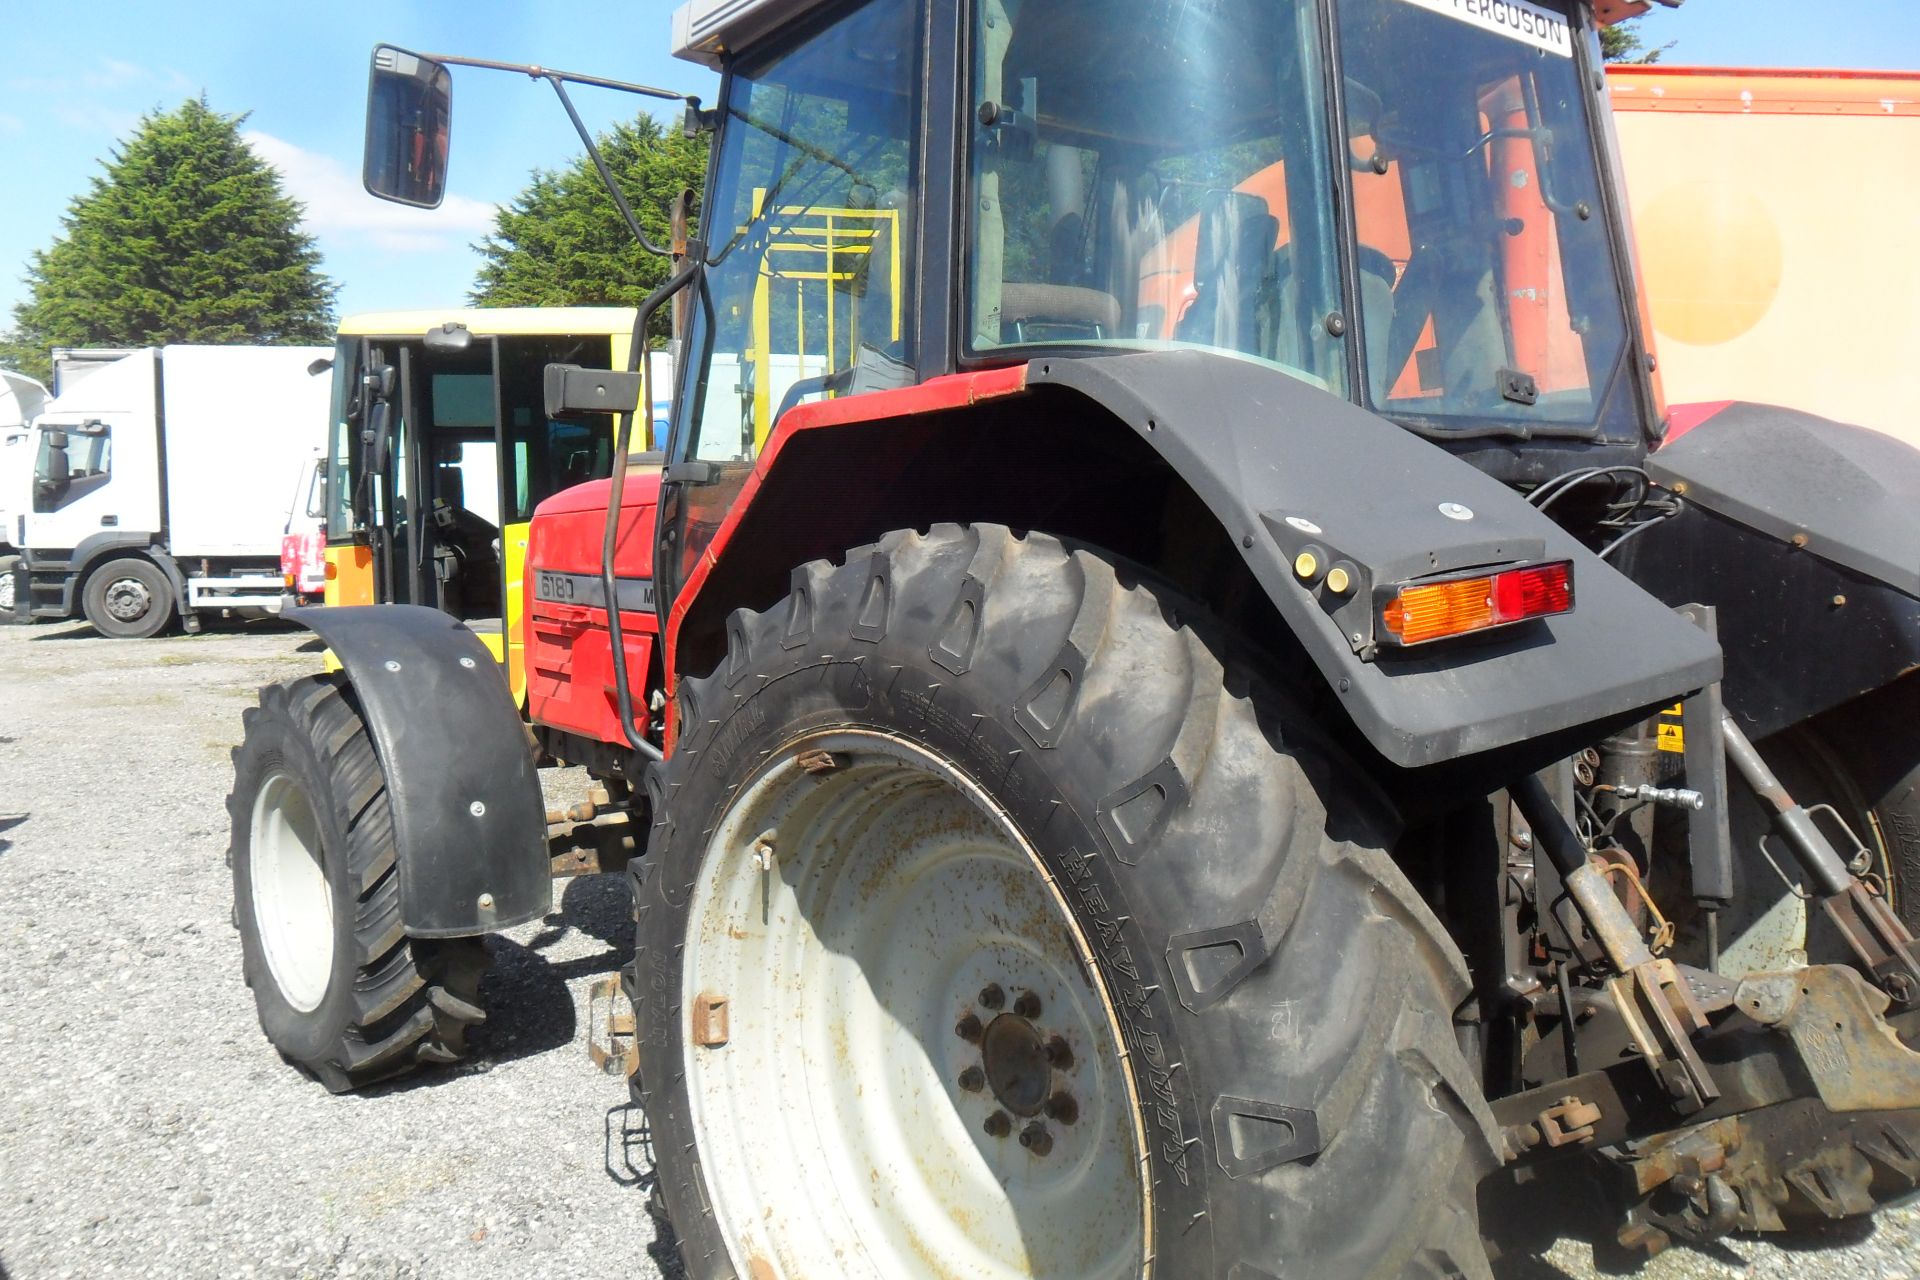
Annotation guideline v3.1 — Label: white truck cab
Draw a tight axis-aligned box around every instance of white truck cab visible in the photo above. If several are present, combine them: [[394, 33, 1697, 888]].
[[12, 345, 329, 636]]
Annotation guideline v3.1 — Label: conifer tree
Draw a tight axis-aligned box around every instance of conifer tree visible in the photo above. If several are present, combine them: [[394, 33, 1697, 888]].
[[1, 97, 338, 382], [471, 114, 707, 341]]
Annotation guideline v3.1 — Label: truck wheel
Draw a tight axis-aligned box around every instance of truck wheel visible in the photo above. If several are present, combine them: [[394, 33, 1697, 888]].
[[82, 555, 174, 638], [633, 525, 1500, 1278], [0, 554, 18, 622], [228, 674, 488, 1092]]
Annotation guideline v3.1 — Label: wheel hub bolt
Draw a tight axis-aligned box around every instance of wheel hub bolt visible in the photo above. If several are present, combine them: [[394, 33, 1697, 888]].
[[1019, 1122, 1053, 1156], [955, 1012, 983, 1043], [979, 983, 1005, 1010], [1044, 1091, 1079, 1125], [1013, 990, 1042, 1019], [1043, 1034, 1073, 1069], [984, 1110, 1012, 1138], [958, 1066, 985, 1093]]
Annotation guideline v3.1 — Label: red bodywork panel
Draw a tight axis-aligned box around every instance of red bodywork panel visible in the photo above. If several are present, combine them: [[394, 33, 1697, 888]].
[[1660, 401, 1735, 444], [662, 366, 1032, 745], [519, 367, 1032, 756], [524, 469, 663, 748]]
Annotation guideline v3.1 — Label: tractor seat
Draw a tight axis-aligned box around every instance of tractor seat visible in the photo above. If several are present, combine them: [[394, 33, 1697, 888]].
[[1001, 283, 1122, 343]]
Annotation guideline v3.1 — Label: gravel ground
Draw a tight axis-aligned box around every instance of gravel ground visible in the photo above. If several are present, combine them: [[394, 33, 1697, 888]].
[[0, 618, 1915, 1279]]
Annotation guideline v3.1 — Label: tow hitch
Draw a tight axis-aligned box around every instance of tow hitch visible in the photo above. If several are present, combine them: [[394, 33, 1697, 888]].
[[586, 975, 639, 1078]]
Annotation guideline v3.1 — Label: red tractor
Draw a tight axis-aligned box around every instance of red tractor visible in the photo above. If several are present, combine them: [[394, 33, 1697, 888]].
[[227, 1, 1920, 1274]]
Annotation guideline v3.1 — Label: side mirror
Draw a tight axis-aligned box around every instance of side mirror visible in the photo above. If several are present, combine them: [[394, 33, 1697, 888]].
[[307, 357, 334, 377], [364, 45, 453, 208]]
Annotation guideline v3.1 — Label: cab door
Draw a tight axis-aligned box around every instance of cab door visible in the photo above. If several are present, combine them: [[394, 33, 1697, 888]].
[[656, 0, 928, 616]]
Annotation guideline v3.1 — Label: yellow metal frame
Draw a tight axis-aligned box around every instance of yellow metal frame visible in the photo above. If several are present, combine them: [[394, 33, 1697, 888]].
[[745, 192, 902, 447], [324, 307, 642, 705]]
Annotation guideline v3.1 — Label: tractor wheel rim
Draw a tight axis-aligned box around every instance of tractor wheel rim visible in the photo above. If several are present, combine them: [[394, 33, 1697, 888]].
[[250, 771, 334, 1012], [682, 730, 1147, 1280], [104, 577, 151, 621], [0, 575, 12, 611]]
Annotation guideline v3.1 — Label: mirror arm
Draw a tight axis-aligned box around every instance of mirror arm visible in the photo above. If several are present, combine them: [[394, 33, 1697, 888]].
[[543, 74, 671, 259], [601, 258, 702, 764], [418, 53, 691, 105]]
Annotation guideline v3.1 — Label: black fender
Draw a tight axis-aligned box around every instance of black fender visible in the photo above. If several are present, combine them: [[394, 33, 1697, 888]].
[[1628, 403, 1920, 737], [284, 604, 550, 937], [1027, 352, 1722, 766]]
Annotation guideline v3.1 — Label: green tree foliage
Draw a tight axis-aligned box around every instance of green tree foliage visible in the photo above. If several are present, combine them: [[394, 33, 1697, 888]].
[[470, 114, 707, 340], [1601, 16, 1670, 64], [1, 98, 338, 383]]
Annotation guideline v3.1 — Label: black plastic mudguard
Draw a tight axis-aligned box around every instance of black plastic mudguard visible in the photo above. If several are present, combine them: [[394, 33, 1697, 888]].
[[285, 604, 551, 937], [1627, 404, 1920, 737], [1028, 352, 1722, 768]]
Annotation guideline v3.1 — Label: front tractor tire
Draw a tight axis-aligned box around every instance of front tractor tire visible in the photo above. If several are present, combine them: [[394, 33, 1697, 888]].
[[227, 674, 488, 1092], [634, 525, 1501, 1279]]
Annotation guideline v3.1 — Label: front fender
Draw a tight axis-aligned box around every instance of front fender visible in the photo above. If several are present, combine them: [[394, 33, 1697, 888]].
[[285, 604, 550, 937], [1030, 352, 1722, 767]]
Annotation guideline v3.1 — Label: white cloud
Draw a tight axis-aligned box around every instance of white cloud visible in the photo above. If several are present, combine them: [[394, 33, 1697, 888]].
[[244, 130, 497, 253], [11, 57, 193, 100]]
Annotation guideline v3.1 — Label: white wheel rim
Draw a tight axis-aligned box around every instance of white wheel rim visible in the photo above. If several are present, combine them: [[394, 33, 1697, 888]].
[[250, 771, 335, 1012], [104, 576, 152, 621], [682, 730, 1148, 1280], [0, 575, 13, 610]]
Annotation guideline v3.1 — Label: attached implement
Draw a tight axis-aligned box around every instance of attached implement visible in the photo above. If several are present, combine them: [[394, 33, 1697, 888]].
[[225, 0, 1920, 1274]]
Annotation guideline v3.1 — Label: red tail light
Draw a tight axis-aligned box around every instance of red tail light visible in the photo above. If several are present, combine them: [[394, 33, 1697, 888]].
[[1382, 561, 1573, 647]]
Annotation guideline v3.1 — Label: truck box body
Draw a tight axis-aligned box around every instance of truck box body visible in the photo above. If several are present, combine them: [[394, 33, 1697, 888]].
[[1608, 66, 1920, 446], [156, 346, 332, 558], [16, 344, 329, 630]]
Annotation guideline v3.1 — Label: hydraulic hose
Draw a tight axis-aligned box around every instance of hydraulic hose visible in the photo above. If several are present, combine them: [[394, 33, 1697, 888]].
[[601, 260, 700, 765]]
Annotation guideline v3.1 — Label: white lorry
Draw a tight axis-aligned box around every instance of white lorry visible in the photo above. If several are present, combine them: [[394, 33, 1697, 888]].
[[0, 369, 51, 615], [11, 345, 330, 637]]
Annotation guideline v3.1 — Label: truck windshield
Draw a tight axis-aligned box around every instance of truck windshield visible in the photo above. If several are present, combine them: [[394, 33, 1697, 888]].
[[965, 0, 1631, 431]]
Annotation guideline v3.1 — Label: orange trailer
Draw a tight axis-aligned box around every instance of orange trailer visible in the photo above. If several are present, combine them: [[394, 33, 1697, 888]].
[[1608, 64, 1920, 446]]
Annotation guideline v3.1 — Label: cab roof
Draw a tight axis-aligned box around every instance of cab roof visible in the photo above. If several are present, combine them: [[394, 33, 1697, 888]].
[[336, 306, 638, 339]]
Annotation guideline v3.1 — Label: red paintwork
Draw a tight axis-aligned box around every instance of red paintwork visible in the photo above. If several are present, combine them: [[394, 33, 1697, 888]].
[[661, 365, 1032, 743], [521, 367, 1033, 754], [524, 468, 664, 747], [280, 530, 326, 596], [1661, 401, 1735, 443]]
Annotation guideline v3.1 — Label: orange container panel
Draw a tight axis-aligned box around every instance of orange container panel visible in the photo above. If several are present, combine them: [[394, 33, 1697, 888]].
[[1608, 65, 1920, 448]]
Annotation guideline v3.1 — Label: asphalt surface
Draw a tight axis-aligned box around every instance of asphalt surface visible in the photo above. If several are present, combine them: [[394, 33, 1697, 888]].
[[0, 618, 1914, 1278]]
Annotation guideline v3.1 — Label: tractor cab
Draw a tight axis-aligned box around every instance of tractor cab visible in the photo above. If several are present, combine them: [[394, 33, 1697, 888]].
[[664, 0, 1655, 511], [320, 308, 654, 700]]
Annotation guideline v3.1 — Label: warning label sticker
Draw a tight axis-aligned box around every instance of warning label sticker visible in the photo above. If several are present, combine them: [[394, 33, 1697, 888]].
[[1395, 0, 1576, 59]]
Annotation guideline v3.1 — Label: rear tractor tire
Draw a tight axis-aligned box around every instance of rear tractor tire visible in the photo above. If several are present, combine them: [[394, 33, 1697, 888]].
[[633, 524, 1501, 1279], [82, 555, 174, 638], [227, 674, 488, 1092]]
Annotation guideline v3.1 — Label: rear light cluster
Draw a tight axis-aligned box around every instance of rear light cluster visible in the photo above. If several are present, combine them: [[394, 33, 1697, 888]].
[[1381, 561, 1573, 647]]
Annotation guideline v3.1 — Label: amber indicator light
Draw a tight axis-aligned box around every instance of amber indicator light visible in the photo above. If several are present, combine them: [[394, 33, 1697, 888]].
[[1381, 561, 1573, 646]]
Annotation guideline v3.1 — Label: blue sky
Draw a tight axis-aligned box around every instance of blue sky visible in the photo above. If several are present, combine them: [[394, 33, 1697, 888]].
[[1, 0, 1916, 329]]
